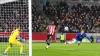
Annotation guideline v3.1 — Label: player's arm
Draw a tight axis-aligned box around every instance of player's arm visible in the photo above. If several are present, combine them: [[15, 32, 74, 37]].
[[54, 26, 57, 33], [75, 33, 79, 41], [84, 33, 91, 41], [16, 31, 25, 42], [16, 31, 20, 40], [44, 26, 48, 33], [15, 29, 20, 38], [75, 33, 81, 46]]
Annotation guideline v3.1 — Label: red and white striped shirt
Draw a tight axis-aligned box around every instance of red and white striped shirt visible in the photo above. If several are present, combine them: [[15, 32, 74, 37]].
[[46, 25, 56, 35]]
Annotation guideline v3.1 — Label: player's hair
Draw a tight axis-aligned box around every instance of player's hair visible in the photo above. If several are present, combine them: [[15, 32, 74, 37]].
[[80, 27, 85, 31], [51, 21, 54, 24], [13, 24, 20, 29], [81, 29, 84, 31]]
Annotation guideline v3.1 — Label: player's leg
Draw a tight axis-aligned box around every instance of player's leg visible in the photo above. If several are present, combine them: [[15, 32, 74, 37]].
[[78, 39, 82, 46], [71, 38, 77, 44], [15, 40, 25, 55], [64, 39, 67, 44], [3, 43, 12, 54], [46, 34, 52, 49], [78, 41, 81, 46]]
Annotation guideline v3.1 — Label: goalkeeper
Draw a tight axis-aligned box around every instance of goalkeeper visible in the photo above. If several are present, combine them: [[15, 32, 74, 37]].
[[3, 24, 25, 55]]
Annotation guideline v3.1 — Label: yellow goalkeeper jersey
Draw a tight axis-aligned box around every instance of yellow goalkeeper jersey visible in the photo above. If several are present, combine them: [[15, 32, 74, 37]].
[[9, 29, 19, 41]]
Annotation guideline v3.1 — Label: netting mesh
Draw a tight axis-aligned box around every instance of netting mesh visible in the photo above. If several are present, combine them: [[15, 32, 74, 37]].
[[0, 0, 28, 32], [0, 0, 29, 56]]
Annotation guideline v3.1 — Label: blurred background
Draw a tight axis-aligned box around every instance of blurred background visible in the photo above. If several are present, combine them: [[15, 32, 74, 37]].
[[0, 0, 28, 32], [32, 0, 100, 33]]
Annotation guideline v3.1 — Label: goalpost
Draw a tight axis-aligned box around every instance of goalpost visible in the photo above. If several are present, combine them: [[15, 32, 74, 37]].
[[29, 0, 32, 56]]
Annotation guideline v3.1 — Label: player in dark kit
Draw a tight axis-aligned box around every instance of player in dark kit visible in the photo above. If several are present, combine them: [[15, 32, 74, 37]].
[[71, 29, 91, 46], [45, 21, 56, 49]]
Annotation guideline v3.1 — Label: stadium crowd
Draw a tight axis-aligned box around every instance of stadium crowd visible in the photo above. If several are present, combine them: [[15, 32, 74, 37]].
[[33, 0, 100, 33], [0, 0, 28, 32]]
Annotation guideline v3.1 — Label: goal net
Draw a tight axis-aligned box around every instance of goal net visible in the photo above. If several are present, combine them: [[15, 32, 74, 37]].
[[0, 0, 29, 56]]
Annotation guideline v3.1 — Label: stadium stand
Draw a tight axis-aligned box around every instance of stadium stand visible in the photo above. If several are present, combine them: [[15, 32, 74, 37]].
[[0, 0, 28, 32], [32, 0, 100, 33]]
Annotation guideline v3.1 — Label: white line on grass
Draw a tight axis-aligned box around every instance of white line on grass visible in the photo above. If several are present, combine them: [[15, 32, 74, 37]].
[[54, 48, 75, 51]]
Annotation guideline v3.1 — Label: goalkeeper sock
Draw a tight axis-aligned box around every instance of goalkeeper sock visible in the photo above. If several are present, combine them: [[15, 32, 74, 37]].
[[4, 45, 11, 54], [20, 45, 24, 54]]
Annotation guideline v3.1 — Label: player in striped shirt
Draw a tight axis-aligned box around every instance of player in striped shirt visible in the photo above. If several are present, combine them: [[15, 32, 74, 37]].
[[45, 21, 56, 49]]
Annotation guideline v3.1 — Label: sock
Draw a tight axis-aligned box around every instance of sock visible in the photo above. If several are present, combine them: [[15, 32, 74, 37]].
[[4, 45, 11, 53], [78, 41, 81, 46], [20, 45, 24, 54], [47, 42, 50, 45], [48, 43, 50, 46], [78, 43, 80, 46], [46, 39, 50, 45], [65, 42, 66, 44]]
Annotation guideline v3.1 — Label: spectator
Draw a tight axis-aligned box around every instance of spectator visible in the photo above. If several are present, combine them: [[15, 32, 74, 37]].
[[64, 25, 69, 33], [46, 0, 50, 7], [43, 0, 46, 12], [32, 1, 100, 33], [0, 0, 28, 32]]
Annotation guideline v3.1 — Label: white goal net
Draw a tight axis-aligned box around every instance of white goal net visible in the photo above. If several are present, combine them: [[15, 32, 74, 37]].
[[0, 0, 29, 56]]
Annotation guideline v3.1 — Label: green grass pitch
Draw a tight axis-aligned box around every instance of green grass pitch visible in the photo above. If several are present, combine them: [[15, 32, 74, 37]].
[[33, 42, 100, 56], [0, 42, 29, 56]]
